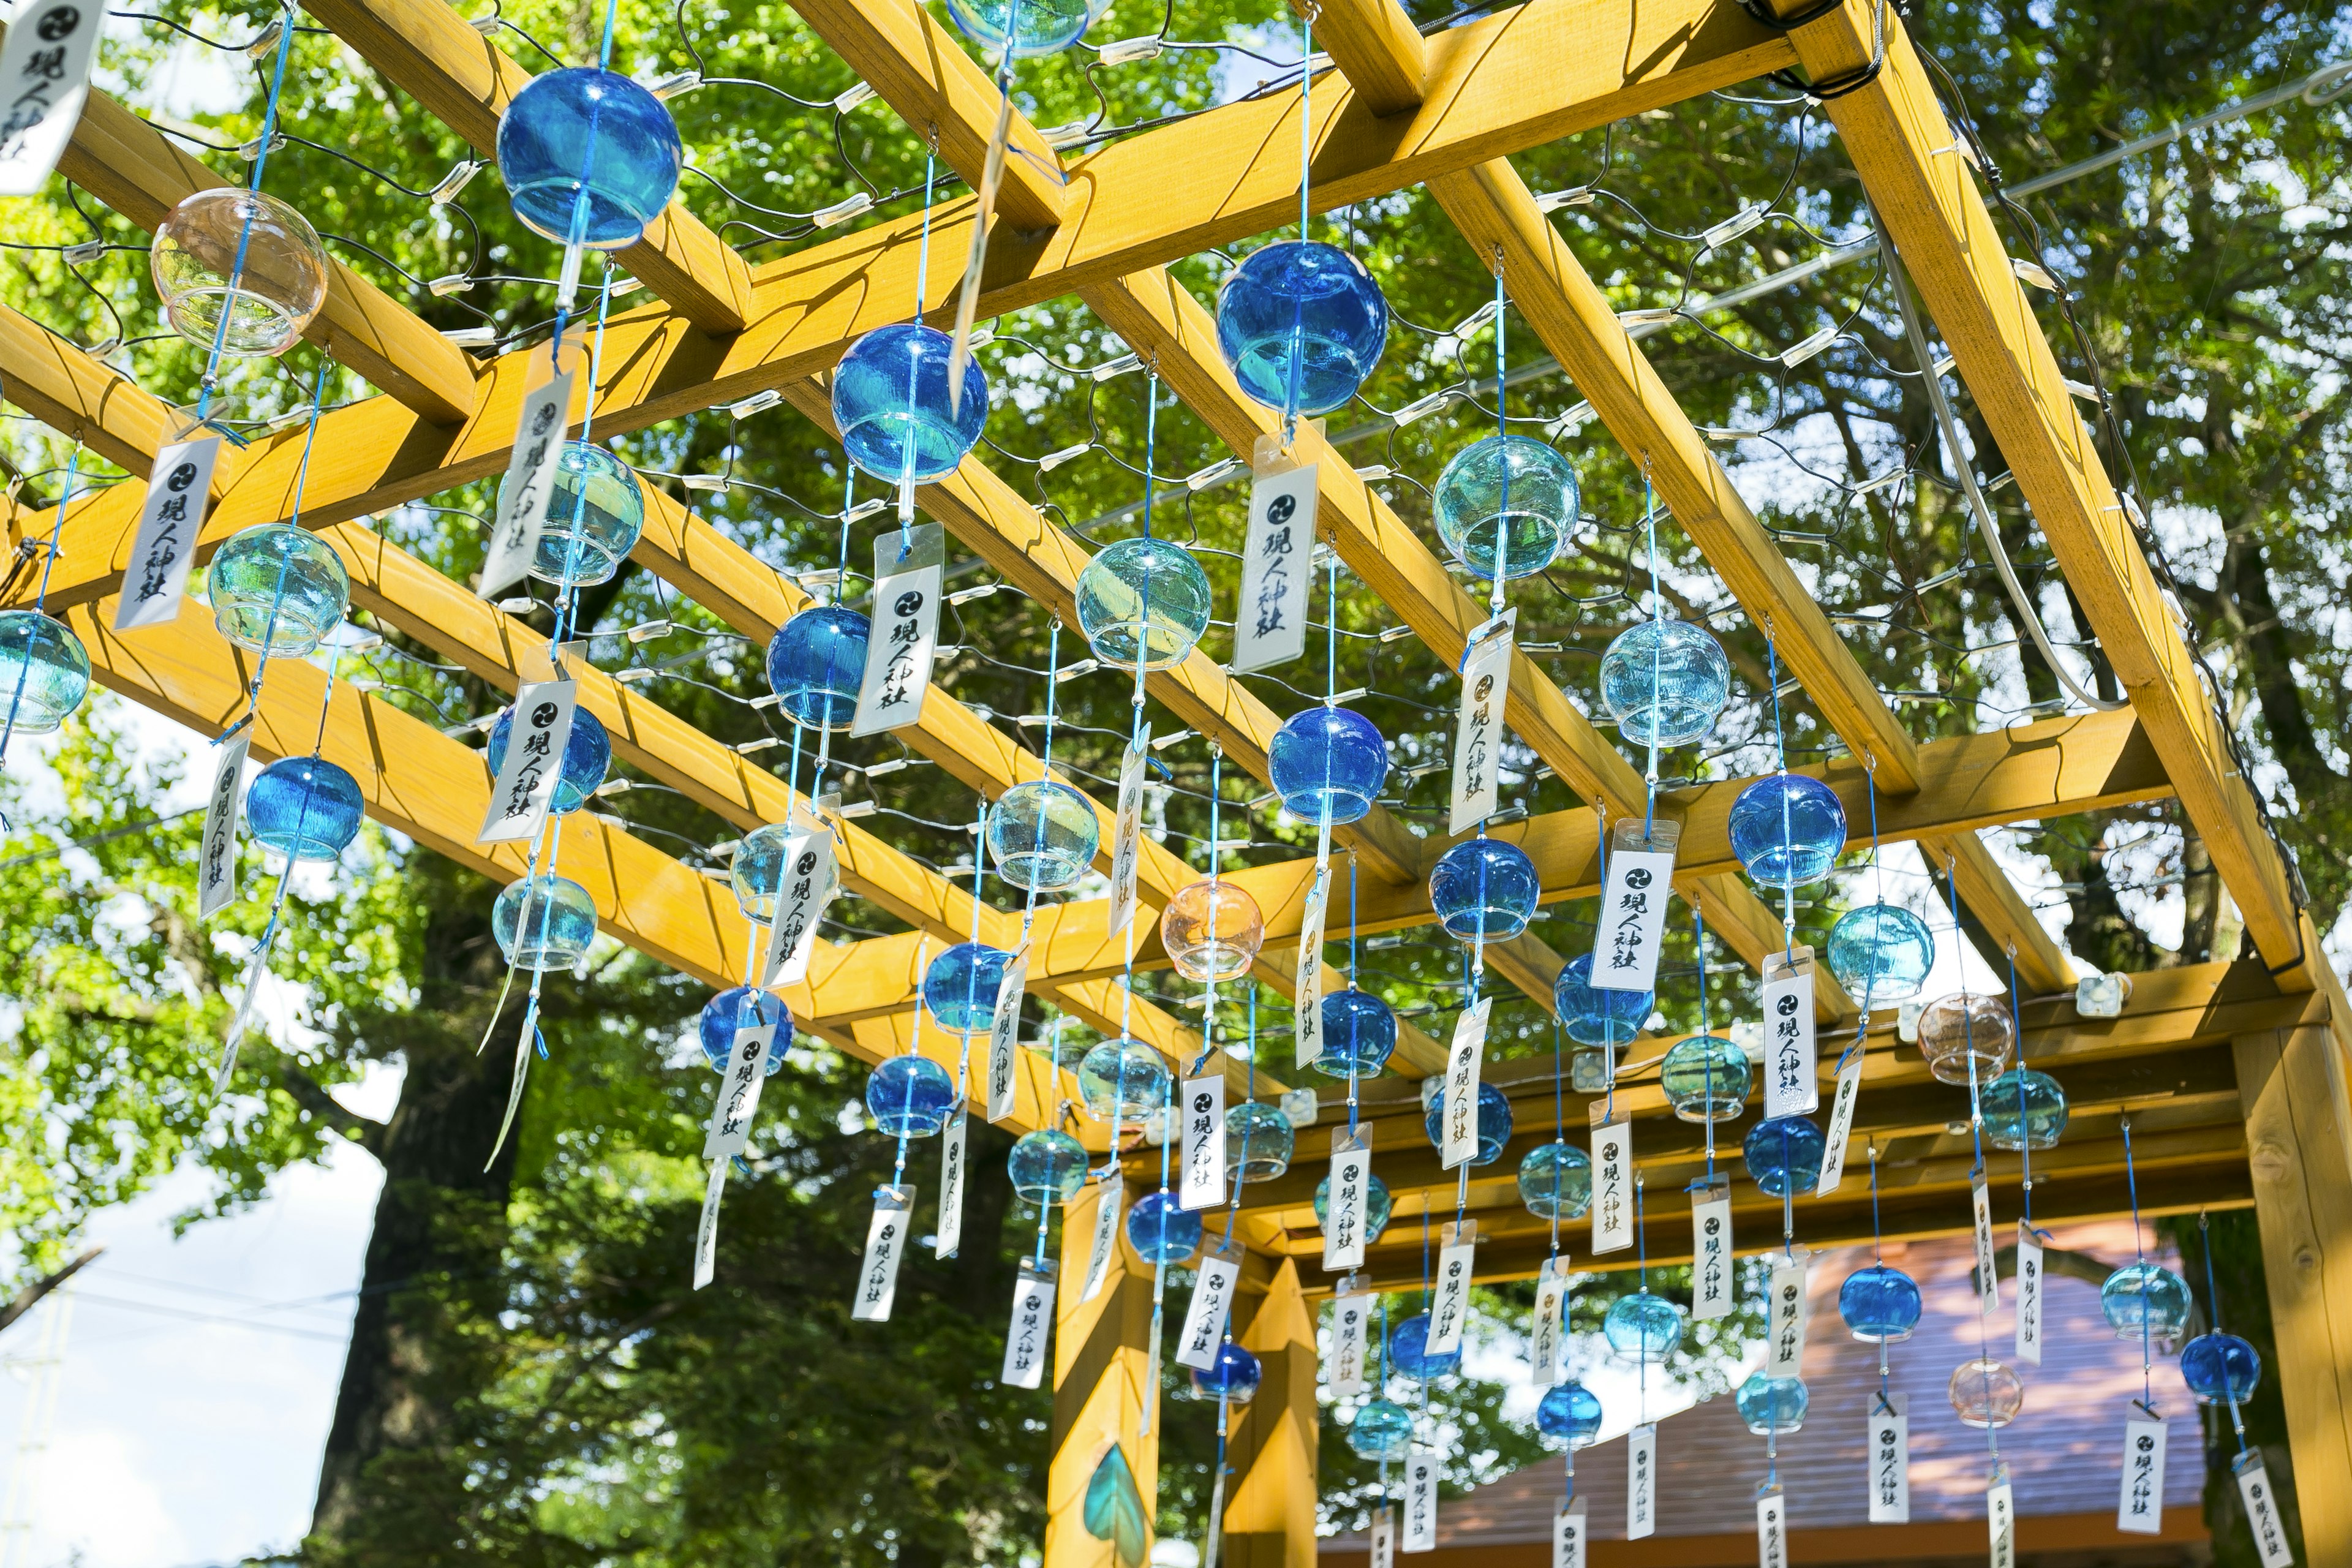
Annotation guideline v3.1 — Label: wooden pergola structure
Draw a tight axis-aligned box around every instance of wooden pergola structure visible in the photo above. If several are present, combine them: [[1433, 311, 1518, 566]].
[[4, 0, 2351, 1562]]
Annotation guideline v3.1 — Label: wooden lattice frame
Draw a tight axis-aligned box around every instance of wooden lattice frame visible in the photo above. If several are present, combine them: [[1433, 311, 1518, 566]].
[[5, 0, 2352, 1557]]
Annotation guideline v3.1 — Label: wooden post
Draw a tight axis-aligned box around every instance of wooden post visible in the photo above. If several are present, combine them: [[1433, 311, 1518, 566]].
[[1048, 1178, 1159, 1568], [1224, 1258, 1319, 1568], [2233, 997, 2352, 1567]]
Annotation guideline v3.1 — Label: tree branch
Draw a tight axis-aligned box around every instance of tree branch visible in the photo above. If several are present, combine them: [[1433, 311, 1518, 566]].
[[0, 1246, 104, 1337]]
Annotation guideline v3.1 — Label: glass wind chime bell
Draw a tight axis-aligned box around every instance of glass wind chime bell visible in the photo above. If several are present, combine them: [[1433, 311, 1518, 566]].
[[1604, 1289, 1683, 1363], [922, 940, 1012, 1035], [1074, 536, 1213, 672], [766, 604, 871, 732], [2101, 1259, 2193, 1348], [867, 1052, 956, 1137], [1390, 1311, 1460, 1381], [1538, 1381, 1604, 1447], [1433, 434, 1578, 580], [1518, 1139, 1591, 1219], [1729, 772, 1848, 888], [247, 755, 366, 862], [698, 986, 791, 1071], [1918, 990, 2016, 1086], [1227, 1100, 1294, 1181], [1554, 953, 1651, 1046], [988, 779, 1099, 892], [1079, 1036, 1171, 1120], [1349, 1397, 1415, 1461], [1599, 618, 1731, 748], [1660, 1032, 1750, 1121], [1826, 901, 1936, 1005], [1128, 1189, 1204, 1263], [1423, 1081, 1512, 1165], [497, 66, 682, 287], [1948, 1356, 2026, 1429], [1162, 877, 1265, 982], [494, 444, 646, 587], [151, 188, 330, 356], [1743, 1115, 1825, 1197], [0, 612, 90, 737], [1008, 1125, 1089, 1207], [208, 523, 352, 657], [1270, 705, 1390, 826], [1839, 1261, 1923, 1341], [1215, 241, 1390, 417], [834, 322, 991, 488], [494, 873, 599, 968], [946, 0, 1105, 55], [1314, 1168, 1391, 1240], [1315, 986, 1396, 1077], [488, 703, 611, 813], [1981, 1068, 2068, 1150], [1736, 1371, 1809, 1436], [1428, 836, 1539, 941]]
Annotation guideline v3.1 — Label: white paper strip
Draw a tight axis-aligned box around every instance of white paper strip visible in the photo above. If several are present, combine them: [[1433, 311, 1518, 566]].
[[1328, 1282, 1371, 1397], [1691, 1179, 1734, 1321], [197, 733, 249, 918], [1817, 1052, 1864, 1195], [1232, 460, 1317, 673], [477, 679, 578, 843], [852, 525, 944, 736], [114, 437, 220, 632], [1080, 1175, 1123, 1303], [1971, 1173, 1999, 1317], [986, 945, 1030, 1124], [691, 1158, 729, 1290], [1403, 1450, 1439, 1553], [0, 0, 100, 196], [1755, 1487, 1786, 1568], [1552, 1500, 1586, 1568], [1766, 1257, 1809, 1377], [760, 831, 837, 989], [1627, 1423, 1657, 1540], [2117, 1415, 2166, 1536], [1868, 1395, 1910, 1523], [1439, 1000, 1490, 1170], [479, 366, 575, 596], [1292, 868, 1329, 1068], [2015, 1222, 2045, 1366], [1106, 729, 1150, 937], [1591, 819, 1678, 992], [1368, 1507, 1395, 1568], [1988, 1479, 2016, 1568], [1428, 1224, 1475, 1354], [1175, 1250, 1240, 1370], [851, 1184, 913, 1322], [1530, 1257, 1567, 1385], [935, 1111, 968, 1259], [703, 1022, 780, 1160], [1590, 1115, 1632, 1254], [1001, 1262, 1057, 1389], [1449, 611, 1514, 835], [2235, 1451, 2296, 1567], [1180, 1074, 1226, 1211], [1323, 1131, 1371, 1272], [1761, 950, 1819, 1118]]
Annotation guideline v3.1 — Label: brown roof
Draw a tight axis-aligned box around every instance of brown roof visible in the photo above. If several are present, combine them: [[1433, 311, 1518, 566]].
[[1325, 1221, 2211, 1565]]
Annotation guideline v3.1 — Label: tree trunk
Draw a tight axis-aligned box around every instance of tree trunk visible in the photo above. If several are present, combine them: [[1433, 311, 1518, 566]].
[[307, 882, 525, 1559]]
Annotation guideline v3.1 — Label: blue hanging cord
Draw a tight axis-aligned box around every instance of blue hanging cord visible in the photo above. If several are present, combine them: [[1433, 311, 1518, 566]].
[[1763, 621, 1796, 961], [1641, 461, 1662, 838], [192, 3, 300, 423], [2196, 1209, 2249, 1453]]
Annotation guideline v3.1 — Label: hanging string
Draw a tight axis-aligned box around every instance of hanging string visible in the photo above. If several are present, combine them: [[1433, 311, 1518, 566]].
[[2196, 1210, 2248, 1454], [1868, 1143, 1896, 1411], [1640, 458, 1662, 839], [2122, 1117, 2155, 1417], [192, 1, 300, 425], [1763, 620, 1796, 962], [2007, 948, 2037, 1227]]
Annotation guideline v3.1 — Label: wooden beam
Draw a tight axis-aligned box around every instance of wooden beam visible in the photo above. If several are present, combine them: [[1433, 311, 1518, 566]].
[[5, 0, 1793, 619], [1921, 829, 2078, 994], [775, 379, 1426, 887], [60, 587, 1068, 1132], [38, 77, 477, 425], [1772, 0, 2305, 979], [1048, 1177, 1158, 1568], [1224, 1257, 1318, 1568], [1427, 157, 1923, 793], [785, 0, 1068, 232], [2235, 1017, 2352, 1566], [1289, 0, 1425, 117], [299, 0, 753, 333]]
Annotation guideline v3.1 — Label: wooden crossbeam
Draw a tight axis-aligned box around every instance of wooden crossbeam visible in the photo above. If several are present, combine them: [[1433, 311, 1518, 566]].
[[1080, 267, 1858, 1020], [1768, 0, 2306, 982], [1425, 157, 2073, 989], [13, 58, 478, 425], [4, 0, 1791, 621], [56, 585, 1074, 1133], [300, 0, 753, 333], [1286, 0, 1425, 117]]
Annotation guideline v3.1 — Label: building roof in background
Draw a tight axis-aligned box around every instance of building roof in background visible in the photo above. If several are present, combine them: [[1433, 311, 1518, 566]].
[[1325, 1220, 2212, 1566]]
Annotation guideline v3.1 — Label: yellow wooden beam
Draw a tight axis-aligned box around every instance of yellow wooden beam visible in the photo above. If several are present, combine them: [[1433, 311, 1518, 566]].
[[1047, 1177, 1157, 1568], [1079, 266, 1856, 1019], [1428, 157, 1923, 793], [1921, 829, 2078, 994], [299, 0, 753, 333], [1224, 1257, 1319, 1568], [34, 73, 478, 425], [785, 0, 1068, 232], [6, 0, 1791, 619], [1771, 0, 2305, 981], [1288, 0, 1425, 117]]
